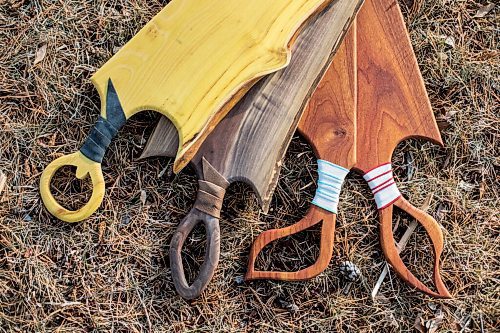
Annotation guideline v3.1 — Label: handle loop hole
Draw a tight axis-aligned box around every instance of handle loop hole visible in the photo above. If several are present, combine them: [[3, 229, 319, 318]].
[[49, 165, 94, 211]]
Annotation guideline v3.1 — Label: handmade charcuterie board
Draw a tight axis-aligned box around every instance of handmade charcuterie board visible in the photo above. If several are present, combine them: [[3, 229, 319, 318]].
[[355, 0, 449, 298], [247, 25, 357, 281], [246, 0, 452, 298], [40, 0, 334, 222], [141, 0, 363, 299]]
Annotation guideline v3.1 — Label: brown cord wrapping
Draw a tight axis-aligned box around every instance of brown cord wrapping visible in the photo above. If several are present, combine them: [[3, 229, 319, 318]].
[[193, 180, 225, 218], [193, 158, 229, 218]]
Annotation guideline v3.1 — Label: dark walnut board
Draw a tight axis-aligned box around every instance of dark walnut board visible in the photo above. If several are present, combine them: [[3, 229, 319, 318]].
[[142, 0, 363, 211], [141, 0, 363, 299]]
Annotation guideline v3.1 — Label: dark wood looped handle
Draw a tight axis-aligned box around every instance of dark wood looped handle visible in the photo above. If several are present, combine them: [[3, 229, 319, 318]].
[[170, 208, 220, 300], [379, 197, 451, 298], [246, 205, 336, 281]]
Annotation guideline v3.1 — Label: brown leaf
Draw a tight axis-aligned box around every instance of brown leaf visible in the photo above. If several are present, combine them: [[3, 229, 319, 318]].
[[414, 307, 445, 333], [33, 43, 47, 65], [474, 3, 495, 18], [479, 174, 486, 199], [414, 313, 426, 333], [24, 159, 31, 177], [437, 118, 451, 131], [49, 133, 57, 147], [98, 221, 106, 243], [426, 308, 444, 333]]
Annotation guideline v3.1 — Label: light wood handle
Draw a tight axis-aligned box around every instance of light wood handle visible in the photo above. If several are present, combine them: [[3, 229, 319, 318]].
[[40, 151, 105, 223], [379, 197, 451, 298], [246, 205, 335, 281], [169, 208, 221, 300]]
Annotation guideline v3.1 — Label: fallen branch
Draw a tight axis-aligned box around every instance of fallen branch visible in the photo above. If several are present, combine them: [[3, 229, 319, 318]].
[[0, 170, 6, 195]]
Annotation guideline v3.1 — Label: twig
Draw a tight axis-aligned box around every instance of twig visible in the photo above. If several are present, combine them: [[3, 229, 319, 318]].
[[0, 170, 6, 195], [371, 193, 434, 299]]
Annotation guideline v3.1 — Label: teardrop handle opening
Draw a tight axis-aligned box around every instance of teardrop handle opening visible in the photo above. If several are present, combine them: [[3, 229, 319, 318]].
[[246, 205, 336, 281], [170, 208, 220, 300], [379, 197, 451, 298]]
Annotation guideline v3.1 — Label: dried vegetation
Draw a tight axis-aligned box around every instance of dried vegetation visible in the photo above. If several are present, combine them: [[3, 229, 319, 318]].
[[0, 0, 498, 332]]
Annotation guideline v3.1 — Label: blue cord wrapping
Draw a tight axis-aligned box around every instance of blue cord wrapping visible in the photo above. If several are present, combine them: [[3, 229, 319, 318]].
[[312, 160, 349, 214]]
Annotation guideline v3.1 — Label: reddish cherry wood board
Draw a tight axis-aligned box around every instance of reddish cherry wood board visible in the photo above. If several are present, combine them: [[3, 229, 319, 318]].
[[246, 0, 451, 298], [246, 25, 357, 281], [355, 0, 449, 298]]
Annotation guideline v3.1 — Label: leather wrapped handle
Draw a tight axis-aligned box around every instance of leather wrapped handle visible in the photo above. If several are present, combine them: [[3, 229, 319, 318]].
[[170, 208, 220, 300], [169, 158, 228, 299], [246, 205, 336, 281], [379, 196, 451, 298]]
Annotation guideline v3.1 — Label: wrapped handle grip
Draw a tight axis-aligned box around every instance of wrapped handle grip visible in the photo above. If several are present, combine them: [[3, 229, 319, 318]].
[[39, 79, 126, 222]]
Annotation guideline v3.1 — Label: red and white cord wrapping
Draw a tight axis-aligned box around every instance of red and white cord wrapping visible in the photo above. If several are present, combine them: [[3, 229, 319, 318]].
[[363, 163, 402, 210]]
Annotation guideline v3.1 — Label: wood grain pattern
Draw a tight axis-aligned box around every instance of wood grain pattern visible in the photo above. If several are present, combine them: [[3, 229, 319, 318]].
[[298, 26, 357, 167], [247, 0, 451, 298], [247, 205, 337, 280], [92, 0, 332, 173], [246, 26, 357, 281], [355, 0, 443, 172], [355, 0, 450, 298], [141, 0, 363, 299], [142, 0, 363, 211], [40, 152, 105, 223], [40, 0, 333, 223]]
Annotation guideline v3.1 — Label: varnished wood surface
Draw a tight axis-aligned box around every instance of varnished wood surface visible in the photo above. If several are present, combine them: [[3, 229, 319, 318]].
[[246, 206, 336, 281], [248, 0, 451, 298], [142, 0, 363, 212], [40, 0, 334, 223], [40, 152, 105, 223], [246, 27, 357, 281], [355, 0, 443, 172], [299, 26, 357, 167], [355, 0, 449, 298], [141, 0, 362, 299], [169, 208, 221, 300], [91, 0, 333, 173], [387, 198, 450, 297]]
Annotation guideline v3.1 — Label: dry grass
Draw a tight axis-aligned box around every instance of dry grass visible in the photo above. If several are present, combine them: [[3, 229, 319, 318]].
[[0, 0, 498, 332]]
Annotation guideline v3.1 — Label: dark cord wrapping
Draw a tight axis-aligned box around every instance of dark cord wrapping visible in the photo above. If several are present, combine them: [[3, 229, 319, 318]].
[[193, 180, 226, 218], [79, 79, 126, 163], [80, 117, 120, 163]]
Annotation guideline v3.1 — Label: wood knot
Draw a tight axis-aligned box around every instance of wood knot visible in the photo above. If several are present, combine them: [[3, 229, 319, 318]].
[[147, 25, 159, 39], [334, 128, 347, 138]]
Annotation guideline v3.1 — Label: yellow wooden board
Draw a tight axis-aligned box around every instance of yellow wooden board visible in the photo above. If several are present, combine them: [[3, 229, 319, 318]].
[[40, 0, 331, 222], [93, 0, 331, 172]]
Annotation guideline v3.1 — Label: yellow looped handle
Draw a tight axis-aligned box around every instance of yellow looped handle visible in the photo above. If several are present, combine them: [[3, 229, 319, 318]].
[[40, 151, 105, 223]]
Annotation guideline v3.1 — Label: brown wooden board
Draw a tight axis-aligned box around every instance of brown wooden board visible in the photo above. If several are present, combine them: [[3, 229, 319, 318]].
[[246, 25, 357, 281], [141, 0, 363, 299], [246, 0, 452, 298], [355, 0, 449, 298]]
